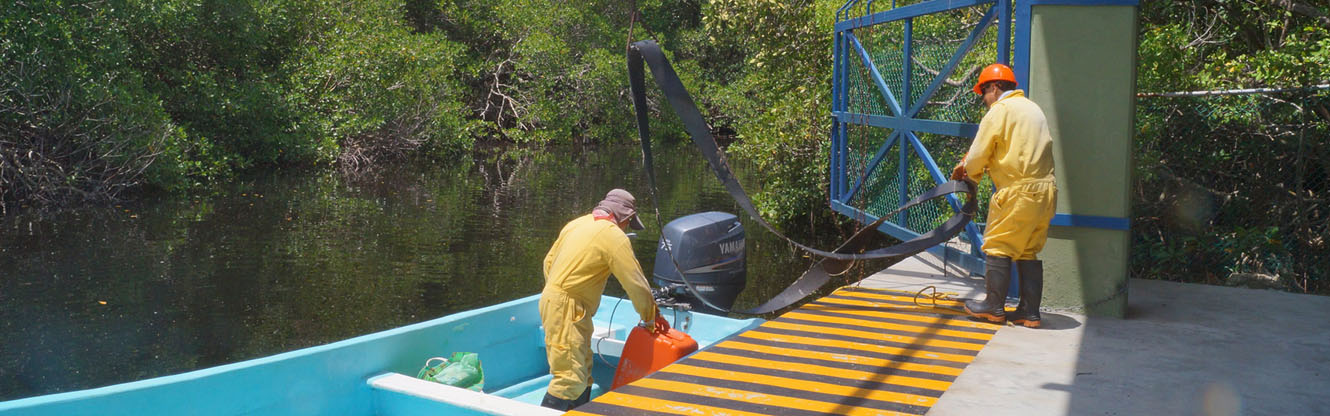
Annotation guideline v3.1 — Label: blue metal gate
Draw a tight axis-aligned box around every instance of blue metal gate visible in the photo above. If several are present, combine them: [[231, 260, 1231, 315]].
[[830, 0, 1018, 275]]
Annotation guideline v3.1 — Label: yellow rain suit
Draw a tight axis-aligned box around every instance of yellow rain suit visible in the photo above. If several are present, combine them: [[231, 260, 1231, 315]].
[[963, 90, 1058, 260], [541, 214, 658, 400]]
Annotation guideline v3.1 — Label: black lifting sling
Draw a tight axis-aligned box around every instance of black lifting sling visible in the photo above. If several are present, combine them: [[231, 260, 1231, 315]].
[[627, 40, 978, 315]]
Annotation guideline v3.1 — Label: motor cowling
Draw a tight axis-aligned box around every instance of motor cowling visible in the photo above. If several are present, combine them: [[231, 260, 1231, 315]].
[[653, 212, 745, 315]]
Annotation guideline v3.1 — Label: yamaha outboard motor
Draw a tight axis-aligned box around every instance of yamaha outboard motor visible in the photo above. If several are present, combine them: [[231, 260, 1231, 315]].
[[653, 212, 745, 315]]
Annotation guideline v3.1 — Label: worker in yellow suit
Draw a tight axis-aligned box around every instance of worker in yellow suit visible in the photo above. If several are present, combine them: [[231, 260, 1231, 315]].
[[951, 63, 1057, 328], [540, 188, 663, 410]]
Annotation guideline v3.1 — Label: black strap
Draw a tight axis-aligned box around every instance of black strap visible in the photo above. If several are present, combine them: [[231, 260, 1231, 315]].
[[628, 40, 977, 314]]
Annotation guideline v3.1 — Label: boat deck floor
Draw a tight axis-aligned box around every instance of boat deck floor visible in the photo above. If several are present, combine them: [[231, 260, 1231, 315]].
[[569, 286, 1000, 416]]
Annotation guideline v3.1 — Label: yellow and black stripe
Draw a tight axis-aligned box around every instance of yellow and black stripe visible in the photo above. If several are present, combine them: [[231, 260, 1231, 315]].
[[569, 286, 1000, 416]]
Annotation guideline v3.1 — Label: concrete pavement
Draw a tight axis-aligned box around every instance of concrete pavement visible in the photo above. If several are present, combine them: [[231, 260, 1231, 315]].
[[859, 254, 1330, 415]]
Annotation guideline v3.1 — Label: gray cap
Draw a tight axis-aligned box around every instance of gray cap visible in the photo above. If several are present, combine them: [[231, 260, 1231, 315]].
[[595, 189, 645, 230]]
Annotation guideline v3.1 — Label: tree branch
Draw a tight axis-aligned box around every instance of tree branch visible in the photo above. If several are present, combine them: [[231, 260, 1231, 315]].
[[1276, 0, 1330, 27]]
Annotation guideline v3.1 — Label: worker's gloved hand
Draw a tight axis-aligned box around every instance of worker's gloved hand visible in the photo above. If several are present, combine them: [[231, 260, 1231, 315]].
[[652, 315, 670, 334], [950, 163, 967, 181]]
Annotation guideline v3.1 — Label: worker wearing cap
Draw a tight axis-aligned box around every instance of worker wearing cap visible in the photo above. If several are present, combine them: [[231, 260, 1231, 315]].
[[950, 63, 1057, 328], [539, 188, 663, 410]]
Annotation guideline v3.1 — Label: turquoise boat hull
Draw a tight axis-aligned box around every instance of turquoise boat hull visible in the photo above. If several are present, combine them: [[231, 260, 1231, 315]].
[[0, 294, 762, 415]]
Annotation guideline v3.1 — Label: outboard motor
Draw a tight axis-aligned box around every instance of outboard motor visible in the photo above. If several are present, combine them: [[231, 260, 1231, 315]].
[[653, 212, 745, 315]]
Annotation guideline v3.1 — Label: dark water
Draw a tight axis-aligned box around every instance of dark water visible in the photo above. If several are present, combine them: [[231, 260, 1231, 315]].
[[0, 143, 858, 401]]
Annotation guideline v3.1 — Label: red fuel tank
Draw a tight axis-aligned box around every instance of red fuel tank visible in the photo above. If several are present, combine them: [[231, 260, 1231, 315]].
[[610, 323, 698, 390]]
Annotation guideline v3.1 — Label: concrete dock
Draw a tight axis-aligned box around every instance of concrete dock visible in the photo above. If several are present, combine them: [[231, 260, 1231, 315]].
[[861, 254, 1330, 415]]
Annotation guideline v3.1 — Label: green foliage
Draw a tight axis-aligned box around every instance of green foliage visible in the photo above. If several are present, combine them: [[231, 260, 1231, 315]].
[[3, 0, 492, 204], [1132, 91, 1328, 293], [1138, 1, 1330, 91], [429, 0, 656, 144], [284, 1, 471, 172], [700, 0, 841, 226], [123, 0, 318, 175], [0, 0, 185, 204], [1134, 2, 1328, 293], [1, 0, 845, 223]]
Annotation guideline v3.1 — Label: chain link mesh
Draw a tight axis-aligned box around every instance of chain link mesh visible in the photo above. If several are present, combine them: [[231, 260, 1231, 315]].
[[840, 3, 996, 248], [1133, 88, 1330, 294]]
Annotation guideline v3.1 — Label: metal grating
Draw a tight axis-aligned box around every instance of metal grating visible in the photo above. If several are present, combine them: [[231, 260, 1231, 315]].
[[570, 286, 1001, 416]]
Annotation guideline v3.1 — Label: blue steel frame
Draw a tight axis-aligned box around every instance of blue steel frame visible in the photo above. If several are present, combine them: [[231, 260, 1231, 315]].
[[830, 0, 1136, 276], [831, 0, 1007, 275]]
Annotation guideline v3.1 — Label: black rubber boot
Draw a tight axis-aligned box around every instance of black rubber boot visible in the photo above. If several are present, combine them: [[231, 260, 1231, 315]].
[[571, 385, 592, 408], [964, 256, 1011, 323], [1008, 259, 1044, 328], [540, 392, 575, 411], [541, 386, 592, 411]]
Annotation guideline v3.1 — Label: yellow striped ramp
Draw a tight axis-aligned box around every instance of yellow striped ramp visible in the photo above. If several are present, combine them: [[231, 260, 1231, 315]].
[[568, 286, 1001, 416]]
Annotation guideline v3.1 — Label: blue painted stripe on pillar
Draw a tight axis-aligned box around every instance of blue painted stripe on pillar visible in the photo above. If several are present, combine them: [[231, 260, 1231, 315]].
[[1051, 213, 1129, 230]]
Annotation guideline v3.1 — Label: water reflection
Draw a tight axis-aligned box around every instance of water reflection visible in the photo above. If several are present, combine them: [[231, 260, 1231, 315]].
[[0, 143, 853, 400]]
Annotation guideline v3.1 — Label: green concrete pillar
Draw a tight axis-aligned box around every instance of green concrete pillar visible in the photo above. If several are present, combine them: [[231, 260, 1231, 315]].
[[1025, 4, 1138, 317]]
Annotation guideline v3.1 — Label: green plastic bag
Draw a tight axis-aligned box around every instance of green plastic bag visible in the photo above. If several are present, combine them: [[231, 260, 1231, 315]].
[[417, 352, 484, 392]]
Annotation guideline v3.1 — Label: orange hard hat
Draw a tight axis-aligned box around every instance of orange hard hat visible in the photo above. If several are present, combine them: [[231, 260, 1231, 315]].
[[973, 63, 1017, 95]]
